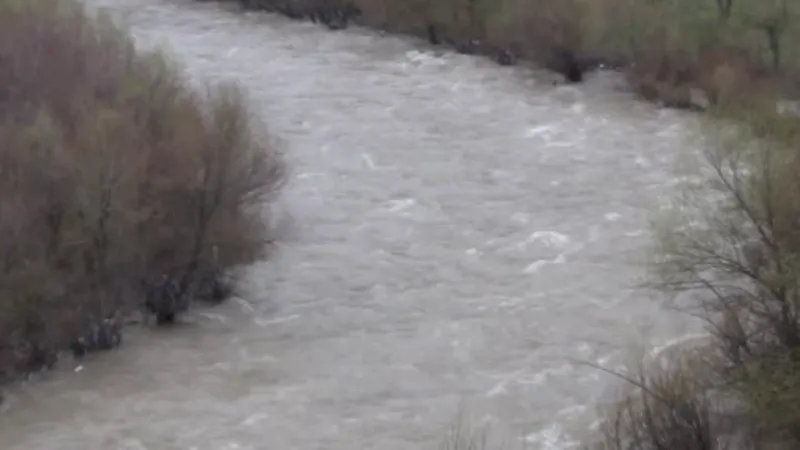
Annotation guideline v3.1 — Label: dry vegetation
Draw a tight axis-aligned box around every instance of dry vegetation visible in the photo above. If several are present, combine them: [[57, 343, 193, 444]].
[[0, 0, 285, 381], [232, 0, 800, 108], [585, 100, 800, 448]]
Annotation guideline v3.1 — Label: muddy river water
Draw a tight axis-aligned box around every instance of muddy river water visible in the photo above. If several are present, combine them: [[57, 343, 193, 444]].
[[0, 1, 708, 448]]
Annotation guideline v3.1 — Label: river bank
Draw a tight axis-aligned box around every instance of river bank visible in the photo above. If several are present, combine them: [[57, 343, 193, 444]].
[[227, 0, 800, 112]]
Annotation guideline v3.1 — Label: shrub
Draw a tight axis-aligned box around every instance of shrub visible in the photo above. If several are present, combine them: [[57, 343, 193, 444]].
[[0, 0, 285, 381], [590, 354, 730, 450], [588, 99, 800, 448]]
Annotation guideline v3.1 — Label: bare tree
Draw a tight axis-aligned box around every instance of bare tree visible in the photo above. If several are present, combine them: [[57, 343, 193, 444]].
[[645, 114, 800, 443]]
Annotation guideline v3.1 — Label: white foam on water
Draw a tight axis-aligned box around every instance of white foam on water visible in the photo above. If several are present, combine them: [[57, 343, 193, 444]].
[[575, 342, 594, 356], [404, 50, 445, 66], [545, 140, 579, 148], [624, 229, 645, 237], [510, 212, 529, 224], [195, 312, 228, 324], [485, 380, 509, 398], [386, 198, 416, 213], [557, 404, 588, 418], [296, 172, 324, 180], [526, 231, 571, 248], [649, 332, 709, 359], [253, 314, 301, 327], [604, 212, 622, 222], [240, 413, 269, 427], [524, 253, 567, 274], [361, 152, 376, 169], [523, 423, 580, 450], [234, 297, 256, 313], [524, 125, 554, 138]]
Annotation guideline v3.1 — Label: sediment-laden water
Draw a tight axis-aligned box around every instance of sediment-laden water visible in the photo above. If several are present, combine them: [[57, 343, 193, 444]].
[[0, 1, 706, 448]]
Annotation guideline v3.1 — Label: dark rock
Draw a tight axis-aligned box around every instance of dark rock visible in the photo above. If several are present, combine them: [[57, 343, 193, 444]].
[[156, 311, 176, 325], [278, 4, 303, 19], [239, 0, 274, 11], [546, 51, 629, 83], [70, 316, 123, 359], [343, 3, 362, 19], [327, 14, 349, 30], [427, 24, 440, 45], [23, 344, 57, 376], [239, 1, 361, 30], [195, 269, 234, 304], [565, 66, 583, 83], [70, 340, 87, 359], [33, 346, 56, 372], [454, 39, 481, 55], [547, 49, 584, 83], [496, 49, 517, 66], [317, 7, 350, 30], [142, 274, 190, 326]]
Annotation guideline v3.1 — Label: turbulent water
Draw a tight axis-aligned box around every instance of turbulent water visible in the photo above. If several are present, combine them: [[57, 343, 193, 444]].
[[0, 1, 709, 448]]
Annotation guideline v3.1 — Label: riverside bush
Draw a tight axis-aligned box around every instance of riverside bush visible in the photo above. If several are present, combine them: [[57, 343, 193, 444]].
[[588, 106, 800, 449], [0, 0, 285, 381]]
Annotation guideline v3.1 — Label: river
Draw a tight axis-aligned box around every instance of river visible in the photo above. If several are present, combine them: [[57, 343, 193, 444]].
[[0, 0, 707, 448]]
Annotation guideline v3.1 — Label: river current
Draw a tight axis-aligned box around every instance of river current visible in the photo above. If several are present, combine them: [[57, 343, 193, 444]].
[[0, 1, 706, 448]]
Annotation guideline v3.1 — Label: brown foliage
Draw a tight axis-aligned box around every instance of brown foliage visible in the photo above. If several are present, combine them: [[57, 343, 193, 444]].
[[0, 0, 285, 380]]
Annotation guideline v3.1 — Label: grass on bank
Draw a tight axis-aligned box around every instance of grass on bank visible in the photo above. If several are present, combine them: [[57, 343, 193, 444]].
[[0, 0, 285, 381]]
